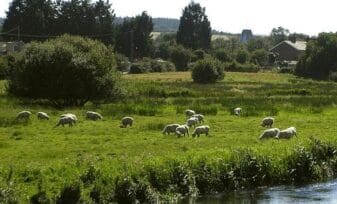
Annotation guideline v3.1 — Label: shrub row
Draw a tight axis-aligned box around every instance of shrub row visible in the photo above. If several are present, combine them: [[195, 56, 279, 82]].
[[129, 58, 175, 74], [224, 61, 259, 73]]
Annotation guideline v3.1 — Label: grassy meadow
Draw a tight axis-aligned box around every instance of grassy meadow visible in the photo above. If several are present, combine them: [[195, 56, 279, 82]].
[[1, 71, 337, 202]]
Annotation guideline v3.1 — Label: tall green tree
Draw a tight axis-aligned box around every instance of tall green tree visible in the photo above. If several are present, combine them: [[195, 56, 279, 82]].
[[176, 2, 211, 50], [296, 33, 337, 80], [270, 26, 289, 45], [1, 0, 115, 44], [54, 0, 97, 36], [93, 0, 115, 45], [115, 12, 154, 60], [2, 0, 56, 42]]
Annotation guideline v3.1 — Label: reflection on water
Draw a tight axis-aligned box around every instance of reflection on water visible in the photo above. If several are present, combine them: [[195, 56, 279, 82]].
[[180, 179, 337, 203]]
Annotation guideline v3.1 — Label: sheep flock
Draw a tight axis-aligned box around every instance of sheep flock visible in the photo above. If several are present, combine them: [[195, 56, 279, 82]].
[[13, 107, 297, 140]]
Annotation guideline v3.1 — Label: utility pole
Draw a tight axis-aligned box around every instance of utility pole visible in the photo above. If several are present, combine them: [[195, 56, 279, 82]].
[[18, 26, 20, 41], [130, 30, 134, 62]]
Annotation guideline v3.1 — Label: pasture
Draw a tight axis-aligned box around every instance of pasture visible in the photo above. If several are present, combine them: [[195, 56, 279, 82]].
[[1, 71, 337, 202]]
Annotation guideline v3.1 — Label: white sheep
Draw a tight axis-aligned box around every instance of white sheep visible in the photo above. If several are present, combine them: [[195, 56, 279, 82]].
[[187, 117, 198, 128], [162, 124, 180, 135], [16, 111, 32, 122], [86, 111, 103, 121], [261, 117, 274, 128], [259, 128, 280, 140], [176, 125, 189, 137], [185, 109, 196, 118], [277, 127, 297, 139], [192, 114, 204, 123], [192, 125, 210, 137], [120, 117, 134, 128], [55, 116, 75, 127], [60, 113, 78, 123], [37, 112, 49, 120], [234, 108, 242, 116]]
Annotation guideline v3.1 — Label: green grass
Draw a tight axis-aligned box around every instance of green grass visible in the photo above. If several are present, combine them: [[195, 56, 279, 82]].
[[1, 71, 337, 202]]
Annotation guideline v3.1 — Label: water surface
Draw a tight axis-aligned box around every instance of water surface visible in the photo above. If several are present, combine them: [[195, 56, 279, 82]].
[[181, 179, 337, 203]]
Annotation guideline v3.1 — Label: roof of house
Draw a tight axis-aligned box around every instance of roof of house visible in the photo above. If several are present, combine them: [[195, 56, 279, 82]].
[[270, 40, 307, 51]]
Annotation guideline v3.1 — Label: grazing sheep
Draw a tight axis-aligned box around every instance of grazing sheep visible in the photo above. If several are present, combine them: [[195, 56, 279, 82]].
[[37, 112, 49, 120], [192, 114, 204, 123], [120, 117, 134, 128], [192, 125, 210, 137], [288, 127, 297, 135], [176, 125, 189, 137], [277, 127, 297, 139], [261, 117, 274, 128], [234, 108, 242, 116], [16, 111, 31, 122], [55, 116, 75, 127], [259, 128, 280, 140], [86, 111, 103, 121], [162, 124, 180, 135], [187, 117, 198, 128], [185, 109, 196, 118], [60, 113, 78, 123]]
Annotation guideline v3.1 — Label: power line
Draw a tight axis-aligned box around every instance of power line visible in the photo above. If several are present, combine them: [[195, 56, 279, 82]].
[[0, 32, 116, 39]]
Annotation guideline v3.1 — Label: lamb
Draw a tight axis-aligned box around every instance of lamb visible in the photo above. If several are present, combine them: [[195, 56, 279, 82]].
[[60, 113, 78, 122], [192, 125, 210, 137], [162, 124, 180, 135], [16, 111, 32, 122], [261, 117, 274, 128], [37, 112, 49, 120], [259, 128, 280, 140], [86, 111, 103, 121], [192, 114, 204, 123], [277, 127, 297, 139], [176, 125, 189, 137], [187, 117, 198, 128], [120, 117, 134, 128], [234, 108, 242, 116], [185, 109, 196, 118], [55, 116, 75, 127]]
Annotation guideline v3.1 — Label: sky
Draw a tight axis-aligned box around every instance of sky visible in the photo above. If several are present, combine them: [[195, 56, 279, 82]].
[[1, 0, 337, 36]]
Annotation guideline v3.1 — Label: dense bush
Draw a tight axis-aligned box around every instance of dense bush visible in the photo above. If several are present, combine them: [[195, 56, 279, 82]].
[[251, 49, 269, 66], [115, 53, 130, 72], [129, 59, 152, 74], [329, 72, 337, 82], [296, 33, 337, 79], [235, 49, 249, 64], [191, 58, 225, 83], [192, 49, 206, 62], [129, 58, 175, 74], [224, 61, 259, 73], [7, 35, 120, 107], [0, 56, 9, 79], [169, 45, 192, 71], [151, 59, 175, 72], [213, 49, 231, 62]]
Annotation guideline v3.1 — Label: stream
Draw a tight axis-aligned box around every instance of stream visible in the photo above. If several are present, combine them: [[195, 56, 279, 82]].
[[180, 179, 337, 203]]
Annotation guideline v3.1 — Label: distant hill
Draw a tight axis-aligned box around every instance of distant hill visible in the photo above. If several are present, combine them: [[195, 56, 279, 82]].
[[152, 18, 179, 32], [115, 17, 179, 32]]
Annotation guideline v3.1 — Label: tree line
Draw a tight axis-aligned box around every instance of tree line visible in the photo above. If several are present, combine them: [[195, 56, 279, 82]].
[[1, 0, 212, 58]]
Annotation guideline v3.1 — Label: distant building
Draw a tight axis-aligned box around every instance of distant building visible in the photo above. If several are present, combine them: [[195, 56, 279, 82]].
[[0, 41, 25, 55], [240, 29, 253, 43], [269, 40, 307, 61]]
